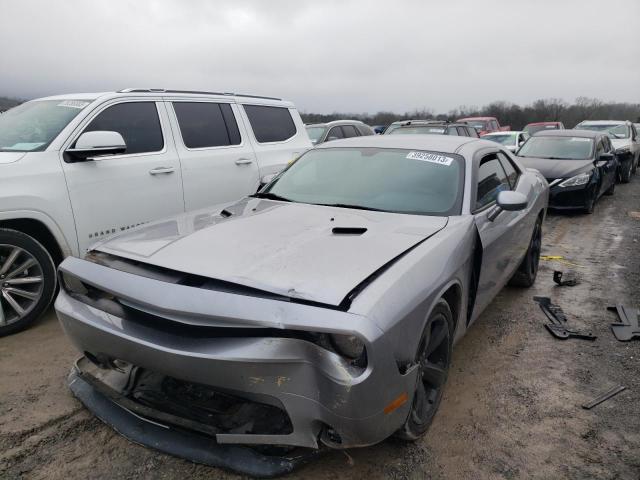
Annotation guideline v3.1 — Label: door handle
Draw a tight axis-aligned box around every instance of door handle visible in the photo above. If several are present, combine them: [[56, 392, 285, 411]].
[[149, 167, 175, 175], [235, 158, 253, 165]]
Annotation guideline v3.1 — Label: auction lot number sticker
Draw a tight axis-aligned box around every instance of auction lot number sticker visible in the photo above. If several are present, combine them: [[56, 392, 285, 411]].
[[406, 151, 454, 166]]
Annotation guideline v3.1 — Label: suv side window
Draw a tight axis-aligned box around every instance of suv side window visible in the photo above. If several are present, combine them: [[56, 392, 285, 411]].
[[467, 127, 479, 138], [173, 102, 241, 149], [342, 125, 359, 138], [356, 124, 374, 136], [82, 102, 163, 155], [497, 152, 520, 188], [243, 105, 297, 143], [476, 155, 511, 210], [447, 127, 459, 136], [326, 127, 344, 141], [490, 120, 499, 130], [457, 126, 468, 136]]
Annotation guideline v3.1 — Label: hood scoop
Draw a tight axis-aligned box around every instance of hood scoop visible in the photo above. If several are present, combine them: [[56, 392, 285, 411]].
[[332, 227, 367, 235]]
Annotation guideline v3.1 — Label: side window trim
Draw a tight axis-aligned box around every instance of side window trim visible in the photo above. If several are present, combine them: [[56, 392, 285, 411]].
[[65, 100, 167, 161], [473, 153, 511, 213], [169, 100, 244, 151]]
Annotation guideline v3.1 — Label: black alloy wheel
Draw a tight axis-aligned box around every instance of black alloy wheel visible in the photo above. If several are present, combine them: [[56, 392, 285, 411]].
[[509, 217, 542, 287], [396, 299, 453, 441]]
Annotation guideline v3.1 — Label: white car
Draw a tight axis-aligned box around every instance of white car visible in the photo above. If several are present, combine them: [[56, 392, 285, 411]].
[[481, 131, 529, 153], [0, 88, 312, 335], [575, 120, 640, 182]]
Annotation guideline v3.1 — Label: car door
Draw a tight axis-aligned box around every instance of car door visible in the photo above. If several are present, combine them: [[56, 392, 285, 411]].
[[167, 100, 260, 212], [61, 100, 184, 253], [472, 152, 531, 315]]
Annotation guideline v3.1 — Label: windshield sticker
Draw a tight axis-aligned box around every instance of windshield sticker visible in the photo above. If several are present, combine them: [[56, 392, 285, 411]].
[[406, 151, 454, 166], [569, 138, 591, 142], [6, 142, 45, 151], [57, 100, 89, 109]]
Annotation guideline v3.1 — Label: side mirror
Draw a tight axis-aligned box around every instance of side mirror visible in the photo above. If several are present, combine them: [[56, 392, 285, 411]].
[[497, 190, 528, 211], [66, 131, 126, 162]]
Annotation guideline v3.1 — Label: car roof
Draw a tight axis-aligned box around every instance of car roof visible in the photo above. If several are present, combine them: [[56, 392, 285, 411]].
[[577, 120, 627, 126], [525, 121, 561, 126], [314, 133, 485, 153], [533, 129, 602, 138], [306, 120, 366, 128], [389, 120, 471, 127], [35, 89, 294, 107], [457, 117, 495, 121]]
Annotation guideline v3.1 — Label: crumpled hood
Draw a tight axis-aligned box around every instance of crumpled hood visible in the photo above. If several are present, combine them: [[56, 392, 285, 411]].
[[517, 157, 593, 180], [0, 152, 26, 164], [94, 198, 448, 306]]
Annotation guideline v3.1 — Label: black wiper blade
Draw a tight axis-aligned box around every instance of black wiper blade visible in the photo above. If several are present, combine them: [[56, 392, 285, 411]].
[[317, 203, 386, 212], [251, 192, 292, 202]]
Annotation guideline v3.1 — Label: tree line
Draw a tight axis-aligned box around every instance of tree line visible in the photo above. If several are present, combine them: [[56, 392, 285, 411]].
[[301, 97, 640, 129]]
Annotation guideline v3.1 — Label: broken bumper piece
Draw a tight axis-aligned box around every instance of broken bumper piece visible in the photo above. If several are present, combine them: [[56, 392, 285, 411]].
[[68, 358, 323, 478]]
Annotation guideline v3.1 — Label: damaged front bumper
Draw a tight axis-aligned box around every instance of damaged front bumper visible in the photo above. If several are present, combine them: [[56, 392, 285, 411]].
[[55, 257, 417, 452]]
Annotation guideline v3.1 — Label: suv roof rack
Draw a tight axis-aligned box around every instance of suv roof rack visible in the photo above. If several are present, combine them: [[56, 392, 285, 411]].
[[116, 88, 281, 101]]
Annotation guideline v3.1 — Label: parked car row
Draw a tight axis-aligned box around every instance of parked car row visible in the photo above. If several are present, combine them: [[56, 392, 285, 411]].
[[0, 86, 636, 474]]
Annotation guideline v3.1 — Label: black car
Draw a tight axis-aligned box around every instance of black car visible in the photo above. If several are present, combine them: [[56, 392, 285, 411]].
[[516, 130, 618, 213], [383, 120, 479, 137]]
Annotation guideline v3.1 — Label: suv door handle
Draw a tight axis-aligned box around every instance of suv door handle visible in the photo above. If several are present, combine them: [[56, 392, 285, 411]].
[[235, 158, 253, 165], [149, 167, 176, 175]]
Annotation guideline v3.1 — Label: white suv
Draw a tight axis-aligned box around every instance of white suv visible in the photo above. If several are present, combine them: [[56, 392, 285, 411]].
[[0, 88, 312, 335]]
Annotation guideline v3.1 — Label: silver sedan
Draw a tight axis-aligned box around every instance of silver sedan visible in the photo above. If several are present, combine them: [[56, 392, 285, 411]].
[[55, 135, 548, 466]]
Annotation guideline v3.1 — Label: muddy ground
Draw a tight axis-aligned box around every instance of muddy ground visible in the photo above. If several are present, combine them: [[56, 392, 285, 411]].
[[1, 177, 639, 480]]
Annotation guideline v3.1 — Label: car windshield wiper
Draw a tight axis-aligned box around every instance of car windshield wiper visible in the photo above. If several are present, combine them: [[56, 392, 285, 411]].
[[251, 192, 293, 202], [315, 203, 387, 212]]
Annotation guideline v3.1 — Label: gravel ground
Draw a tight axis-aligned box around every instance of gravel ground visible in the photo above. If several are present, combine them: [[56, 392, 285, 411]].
[[1, 176, 639, 480]]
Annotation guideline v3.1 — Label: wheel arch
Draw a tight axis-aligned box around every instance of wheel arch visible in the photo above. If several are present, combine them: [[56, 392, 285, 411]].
[[0, 217, 67, 266]]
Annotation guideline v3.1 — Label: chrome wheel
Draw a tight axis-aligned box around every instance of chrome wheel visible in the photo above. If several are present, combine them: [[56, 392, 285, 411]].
[[0, 244, 44, 327]]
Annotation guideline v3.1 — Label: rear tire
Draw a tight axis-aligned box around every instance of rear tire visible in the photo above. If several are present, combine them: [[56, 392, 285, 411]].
[[396, 299, 453, 441], [509, 218, 542, 287], [0, 229, 56, 337]]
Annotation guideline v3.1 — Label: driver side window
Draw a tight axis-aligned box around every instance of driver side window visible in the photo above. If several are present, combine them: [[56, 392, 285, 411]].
[[475, 155, 511, 210], [326, 127, 344, 141], [80, 102, 164, 155]]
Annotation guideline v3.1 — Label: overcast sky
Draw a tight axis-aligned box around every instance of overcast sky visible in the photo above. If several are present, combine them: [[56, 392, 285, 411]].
[[1, 0, 638, 113]]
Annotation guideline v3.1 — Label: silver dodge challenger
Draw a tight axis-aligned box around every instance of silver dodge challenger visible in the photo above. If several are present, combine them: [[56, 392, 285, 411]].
[[55, 135, 548, 468]]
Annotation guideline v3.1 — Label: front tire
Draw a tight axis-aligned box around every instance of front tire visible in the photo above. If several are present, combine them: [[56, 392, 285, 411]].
[[605, 179, 616, 196], [396, 299, 453, 441], [619, 160, 632, 183], [509, 217, 542, 287], [0, 229, 56, 337]]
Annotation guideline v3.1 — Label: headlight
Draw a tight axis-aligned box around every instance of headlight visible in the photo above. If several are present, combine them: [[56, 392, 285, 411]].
[[559, 172, 591, 187], [330, 334, 365, 360]]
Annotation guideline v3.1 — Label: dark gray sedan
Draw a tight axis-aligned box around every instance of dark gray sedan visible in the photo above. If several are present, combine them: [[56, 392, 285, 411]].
[[55, 135, 548, 471]]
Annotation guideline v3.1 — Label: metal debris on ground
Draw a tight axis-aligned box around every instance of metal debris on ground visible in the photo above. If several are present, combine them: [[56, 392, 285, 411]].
[[553, 270, 579, 287], [533, 296, 597, 341], [582, 385, 626, 410], [608, 304, 640, 341]]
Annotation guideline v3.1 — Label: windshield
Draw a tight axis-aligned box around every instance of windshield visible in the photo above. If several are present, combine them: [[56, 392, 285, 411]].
[[465, 121, 488, 131], [0, 100, 90, 152], [483, 134, 516, 145], [577, 124, 629, 139], [263, 147, 464, 215], [525, 124, 559, 135], [305, 126, 326, 143], [517, 136, 594, 160], [386, 126, 446, 135]]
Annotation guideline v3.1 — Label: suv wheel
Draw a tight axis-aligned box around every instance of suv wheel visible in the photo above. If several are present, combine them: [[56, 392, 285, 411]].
[[0, 229, 56, 337]]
